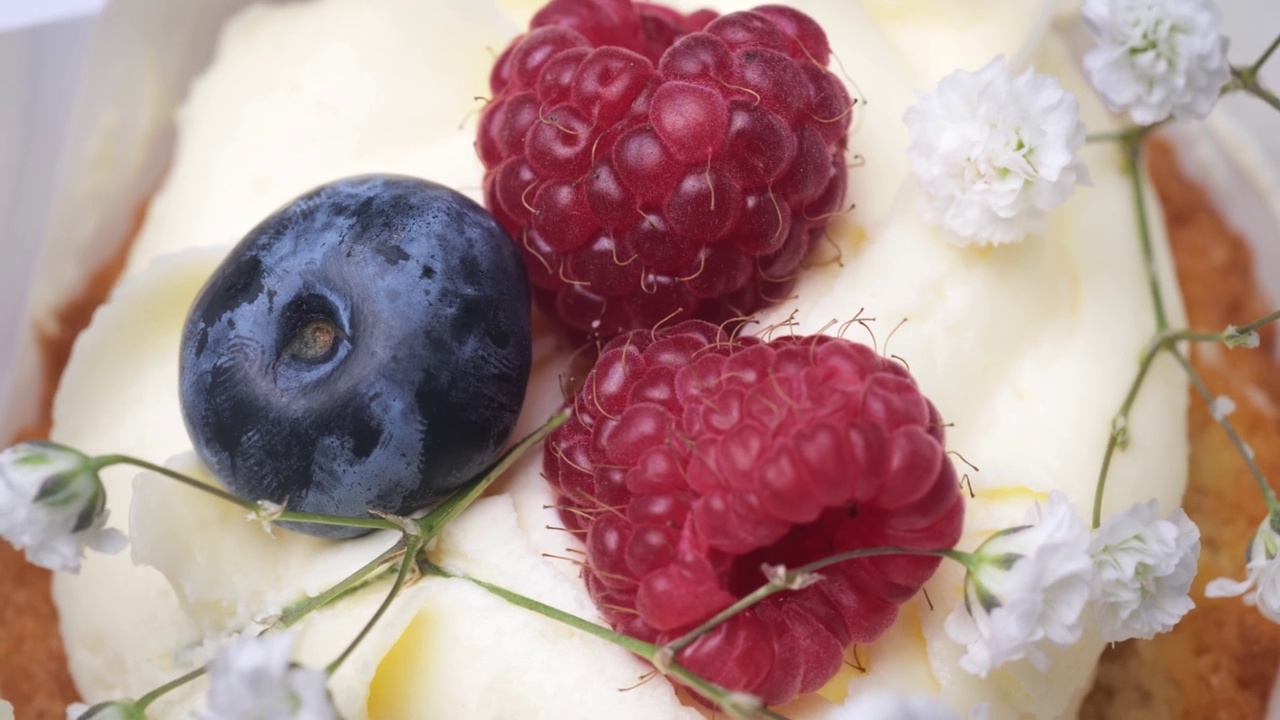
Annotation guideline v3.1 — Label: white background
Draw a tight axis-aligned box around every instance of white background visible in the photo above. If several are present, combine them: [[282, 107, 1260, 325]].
[[0, 0, 105, 33]]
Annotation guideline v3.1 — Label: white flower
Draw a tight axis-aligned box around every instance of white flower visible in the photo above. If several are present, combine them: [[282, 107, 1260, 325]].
[[1206, 515, 1280, 622], [904, 56, 1089, 246], [200, 632, 335, 720], [0, 442, 126, 572], [833, 691, 959, 720], [945, 491, 1094, 676], [2, 699, 13, 720], [1082, 0, 1230, 125], [1090, 501, 1200, 641]]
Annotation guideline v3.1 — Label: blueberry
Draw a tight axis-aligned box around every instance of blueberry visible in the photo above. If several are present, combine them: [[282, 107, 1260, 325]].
[[179, 175, 532, 538]]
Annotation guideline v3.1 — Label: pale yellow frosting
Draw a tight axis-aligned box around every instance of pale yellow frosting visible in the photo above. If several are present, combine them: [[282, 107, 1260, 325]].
[[52, 1, 1188, 718]]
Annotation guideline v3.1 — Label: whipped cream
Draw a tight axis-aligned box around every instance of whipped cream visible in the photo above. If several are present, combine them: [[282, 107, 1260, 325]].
[[51, 0, 1188, 718]]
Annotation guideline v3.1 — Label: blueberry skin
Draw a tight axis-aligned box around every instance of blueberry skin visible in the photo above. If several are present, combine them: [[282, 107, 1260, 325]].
[[179, 175, 532, 538]]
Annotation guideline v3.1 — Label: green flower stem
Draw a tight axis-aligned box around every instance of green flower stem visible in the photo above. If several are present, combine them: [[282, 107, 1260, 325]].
[[1124, 134, 1169, 332], [663, 547, 965, 656], [90, 455, 401, 532], [326, 534, 424, 674], [1091, 133, 1280, 527], [1231, 65, 1280, 112], [1167, 345, 1280, 513], [418, 409, 570, 539], [1092, 337, 1163, 528], [134, 666, 206, 711], [1164, 307, 1280, 344], [424, 562, 652, 653], [1169, 330, 1241, 343], [1251, 31, 1280, 74], [1234, 308, 1280, 335], [422, 563, 793, 720], [278, 541, 406, 628]]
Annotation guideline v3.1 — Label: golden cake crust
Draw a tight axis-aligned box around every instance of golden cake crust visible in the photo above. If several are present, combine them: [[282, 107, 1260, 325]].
[[1081, 139, 1280, 720], [1, 138, 1278, 720]]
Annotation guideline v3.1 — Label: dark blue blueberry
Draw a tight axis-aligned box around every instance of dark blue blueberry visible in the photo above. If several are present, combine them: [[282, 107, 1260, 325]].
[[179, 175, 532, 538]]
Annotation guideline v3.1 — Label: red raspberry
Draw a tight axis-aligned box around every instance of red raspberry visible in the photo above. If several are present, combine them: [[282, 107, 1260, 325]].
[[478, 1, 853, 340], [543, 321, 964, 707]]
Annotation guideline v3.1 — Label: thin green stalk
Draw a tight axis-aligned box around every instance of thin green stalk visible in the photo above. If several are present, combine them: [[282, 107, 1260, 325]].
[[1167, 330, 1232, 343], [1092, 339, 1163, 528], [91, 455, 401, 532], [423, 563, 651, 654], [93, 455, 254, 509], [664, 547, 963, 655], [135, 667, 206, 710], [326, 535, 423, 674], [1167, 345, 1280, 512], [1252, 31, 1280, 73], [1235, 308, 1280, 336], [278, 541, 405, 628], [1232, 66, 1280, 112], [1125, 136, 1168, 331], [423, 563, 792, 720], [1163, 307, 1279, 345], [419, 409, 570, 539]]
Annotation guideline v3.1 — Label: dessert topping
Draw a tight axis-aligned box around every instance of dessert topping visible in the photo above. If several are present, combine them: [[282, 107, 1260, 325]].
[[178, 176, 533, 537], [543, 320, 964, 705], [478, 1, 854, 339]]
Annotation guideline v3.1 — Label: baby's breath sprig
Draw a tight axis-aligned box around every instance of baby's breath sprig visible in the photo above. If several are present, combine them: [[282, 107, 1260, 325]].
[[1085, 18, 1280, 529], [90, 454, 404, 533], [1088, 123, 1280, 529], [1077, 6, 1280, 632], [1228, 30, 1280, 112]]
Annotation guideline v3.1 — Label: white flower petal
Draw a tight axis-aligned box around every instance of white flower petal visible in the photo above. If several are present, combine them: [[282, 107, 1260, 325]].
[[947, 491, 1094, 676], [1082, 0, 1230, 124], [200, 632, 336, 720], [1205, 516, 1280, 624], [0, 443, 124, 573], [904, 57, 1087, 246], [1205, 575, 1256, 598], [1089, 501, 1200, 641]]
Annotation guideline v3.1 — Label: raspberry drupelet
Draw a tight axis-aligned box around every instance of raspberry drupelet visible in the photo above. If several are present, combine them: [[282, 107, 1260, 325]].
[[478, 0, 854, 339], [543, 321, 965, 707]]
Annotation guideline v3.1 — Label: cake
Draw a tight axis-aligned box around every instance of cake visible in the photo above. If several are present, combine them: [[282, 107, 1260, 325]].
[[1, 0, 1278, 718]]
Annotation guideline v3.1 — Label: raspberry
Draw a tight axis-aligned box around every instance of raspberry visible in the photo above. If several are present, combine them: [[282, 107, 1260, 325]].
[[478, 1, 853, 340], [543, 321, 964, 707]]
